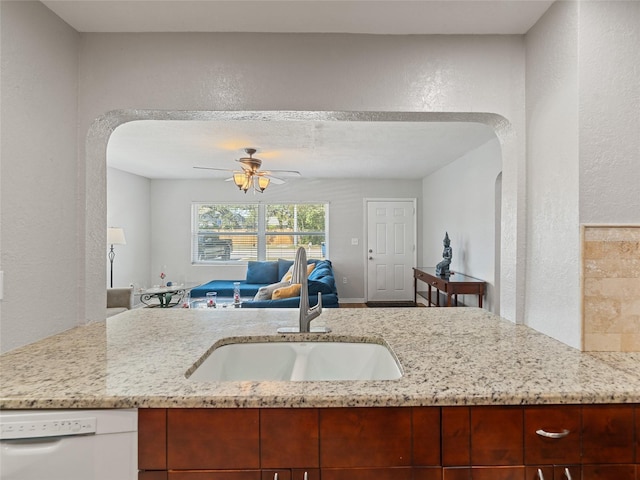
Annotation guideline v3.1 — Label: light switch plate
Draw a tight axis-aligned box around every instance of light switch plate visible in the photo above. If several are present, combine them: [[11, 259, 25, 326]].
[[351, 238, 359, 245]]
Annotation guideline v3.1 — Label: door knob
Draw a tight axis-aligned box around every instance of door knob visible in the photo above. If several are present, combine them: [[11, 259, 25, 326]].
[[368, 249, 373, 253], [369, 256, 373, 260]]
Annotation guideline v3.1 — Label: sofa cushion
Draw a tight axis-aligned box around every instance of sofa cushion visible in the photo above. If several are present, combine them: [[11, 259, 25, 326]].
[[253, 281, 290, 301], [272, 283, 302, 300], [246, 261, 279, 284]]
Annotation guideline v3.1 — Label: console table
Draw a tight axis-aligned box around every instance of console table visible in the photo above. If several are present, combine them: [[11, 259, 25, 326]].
[[413, 267, 486, 307]]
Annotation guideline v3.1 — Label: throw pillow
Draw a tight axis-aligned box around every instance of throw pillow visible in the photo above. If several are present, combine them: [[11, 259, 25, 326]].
[[281, 263, 316, 283], [272, 283, 302, 300], [277, 258, 294, 280], [253, 281, 290, 301], [246, 261, 279, 284]]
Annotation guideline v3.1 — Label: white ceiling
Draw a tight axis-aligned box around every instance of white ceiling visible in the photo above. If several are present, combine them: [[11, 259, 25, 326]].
[[108, 120, 497, 180], [43, 1, 553, 35], [44, 1, 551, 180]]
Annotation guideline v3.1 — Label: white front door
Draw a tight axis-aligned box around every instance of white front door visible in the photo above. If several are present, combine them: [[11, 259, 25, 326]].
[[366, 200, 416, 302]]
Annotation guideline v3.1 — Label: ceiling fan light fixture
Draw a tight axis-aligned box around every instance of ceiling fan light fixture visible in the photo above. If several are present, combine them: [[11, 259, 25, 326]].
[[258, 176, 270, 192], [233, 172, 247, 190]]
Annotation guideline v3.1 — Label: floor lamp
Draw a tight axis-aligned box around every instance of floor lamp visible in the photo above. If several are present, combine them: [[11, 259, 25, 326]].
[[107, 227, 127, 288]]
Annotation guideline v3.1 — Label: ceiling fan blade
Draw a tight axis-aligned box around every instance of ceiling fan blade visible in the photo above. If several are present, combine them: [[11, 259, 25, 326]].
[[193, 166, 234, 172], [264, 175, 286, 185], [261, 169, 301, 177]]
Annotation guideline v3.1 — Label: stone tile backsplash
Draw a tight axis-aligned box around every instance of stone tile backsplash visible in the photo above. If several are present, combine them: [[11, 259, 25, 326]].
[[582, 225, 640, 352]]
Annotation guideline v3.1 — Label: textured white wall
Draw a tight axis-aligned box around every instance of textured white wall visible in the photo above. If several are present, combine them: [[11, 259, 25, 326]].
[[525, 1, 581, 348], [421, 138, 502, 312], [106, 167, 151, 293], [0, 1, 80, 353], [79, 33, 526, 326], [147, 177, 422, 302], [578, 1, 640, 223]]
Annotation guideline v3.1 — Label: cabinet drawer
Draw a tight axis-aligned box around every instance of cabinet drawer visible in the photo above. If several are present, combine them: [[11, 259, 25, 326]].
[[524, 406, 581, 464]]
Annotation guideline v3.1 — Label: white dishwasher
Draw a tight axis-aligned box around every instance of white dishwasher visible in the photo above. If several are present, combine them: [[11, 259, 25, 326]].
[[0, 409, 137, 480]]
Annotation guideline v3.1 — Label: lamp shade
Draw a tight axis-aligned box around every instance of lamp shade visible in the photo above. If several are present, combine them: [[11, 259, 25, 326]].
[[107, 227, 127, 245]]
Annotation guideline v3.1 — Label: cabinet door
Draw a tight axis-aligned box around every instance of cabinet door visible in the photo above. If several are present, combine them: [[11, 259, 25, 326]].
[[524, 465, 580, 480], [167, 409, 260, 470], [471, 407, 523, 466], [261, 470, 291, 480], [582, 405, 635, 464], [139, 408, 168, 471], [412, 407, 441, 466], [524, 406, 581, 464], [320, 467, 413, 480], [260, 409, 319, 469], [319, 408, 411, 468], [291, 468, 320, 480]]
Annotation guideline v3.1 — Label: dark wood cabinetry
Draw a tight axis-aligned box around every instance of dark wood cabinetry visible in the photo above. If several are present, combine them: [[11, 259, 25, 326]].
[[139, 404, 639, 479], [320, 407, 412, 468]]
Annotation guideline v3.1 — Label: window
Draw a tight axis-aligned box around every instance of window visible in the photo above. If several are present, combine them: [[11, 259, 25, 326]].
[[192, 203, 328, 263]]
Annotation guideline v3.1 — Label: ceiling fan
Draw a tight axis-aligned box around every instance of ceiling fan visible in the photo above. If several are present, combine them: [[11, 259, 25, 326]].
[[194, 148, 301, 193]]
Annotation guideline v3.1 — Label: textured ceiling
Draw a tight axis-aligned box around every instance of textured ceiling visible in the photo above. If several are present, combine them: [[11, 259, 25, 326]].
[[108, 119, 497, 180], [43, 1, 553, 35]]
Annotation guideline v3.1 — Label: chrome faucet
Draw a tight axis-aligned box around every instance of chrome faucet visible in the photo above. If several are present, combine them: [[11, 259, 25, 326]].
[[278, 247, 329, 334]]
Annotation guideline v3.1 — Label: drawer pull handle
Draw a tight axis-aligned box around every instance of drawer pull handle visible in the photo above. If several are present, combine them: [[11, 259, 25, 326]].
[[536, 468, 545, 480], [563, 467, 573, 480], [536, 428, 570, 439]]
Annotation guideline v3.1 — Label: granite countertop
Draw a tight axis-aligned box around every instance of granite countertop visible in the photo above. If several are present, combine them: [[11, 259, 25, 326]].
[[1, 307, 639, 409]]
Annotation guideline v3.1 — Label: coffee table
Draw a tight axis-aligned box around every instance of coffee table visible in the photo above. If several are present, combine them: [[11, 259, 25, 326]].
[[138, 283, 201, 308], [189, 296, 243, 309]]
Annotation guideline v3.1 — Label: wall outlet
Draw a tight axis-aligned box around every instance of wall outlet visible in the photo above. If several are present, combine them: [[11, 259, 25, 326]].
[[343, 277, 348, 284]]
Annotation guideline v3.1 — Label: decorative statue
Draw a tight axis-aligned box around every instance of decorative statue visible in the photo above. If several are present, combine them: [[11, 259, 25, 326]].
[[435, 232, 452, 277]]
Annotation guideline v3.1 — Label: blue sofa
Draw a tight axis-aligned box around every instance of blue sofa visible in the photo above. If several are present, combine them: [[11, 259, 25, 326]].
[[191, 258, 339, 308]]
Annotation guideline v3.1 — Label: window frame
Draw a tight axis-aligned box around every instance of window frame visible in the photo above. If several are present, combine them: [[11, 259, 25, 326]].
[[192, 202, 329, 264]]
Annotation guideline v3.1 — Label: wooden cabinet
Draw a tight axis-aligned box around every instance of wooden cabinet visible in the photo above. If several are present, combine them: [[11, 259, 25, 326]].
[[319, 407, 412, 468], [524, 405, 581, 465], [167, 409, 260, 470], [441, 404, 640, 479], [139, 404, 639, 479]]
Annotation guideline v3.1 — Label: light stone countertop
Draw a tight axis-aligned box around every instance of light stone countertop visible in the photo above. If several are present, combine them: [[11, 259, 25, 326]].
[[1, 307, 639, 409]]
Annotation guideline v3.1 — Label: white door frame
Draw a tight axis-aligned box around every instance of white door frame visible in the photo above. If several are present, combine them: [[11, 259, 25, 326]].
[[363, 198, 418, 303]]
